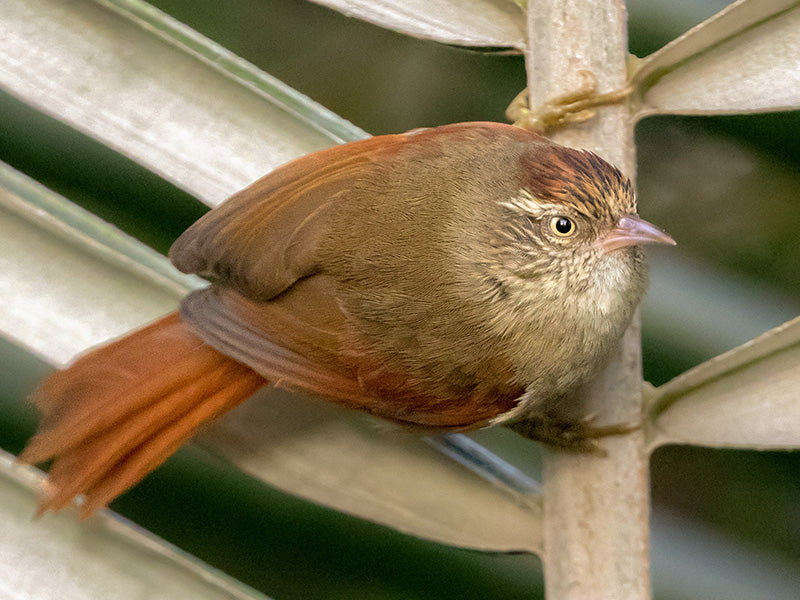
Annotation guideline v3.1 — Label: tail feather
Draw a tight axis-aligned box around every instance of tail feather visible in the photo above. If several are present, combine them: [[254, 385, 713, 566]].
[[23, 346, 223, 465], [20, 311, 266, 516], [38, 359, 233, 513], [76, 365, 263, 518]]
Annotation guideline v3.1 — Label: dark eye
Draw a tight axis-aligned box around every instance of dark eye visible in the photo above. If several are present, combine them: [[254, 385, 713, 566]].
[[549, 216, 576, 237]]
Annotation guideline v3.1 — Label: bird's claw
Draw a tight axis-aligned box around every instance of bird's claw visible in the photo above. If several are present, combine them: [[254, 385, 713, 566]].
[[507, 413, 641, 455]]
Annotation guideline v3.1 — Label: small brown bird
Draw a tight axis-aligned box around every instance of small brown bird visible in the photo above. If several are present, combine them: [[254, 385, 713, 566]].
[[21, 122, 674, 517]]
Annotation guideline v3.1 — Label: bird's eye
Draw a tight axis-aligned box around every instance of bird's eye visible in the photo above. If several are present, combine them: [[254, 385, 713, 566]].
[[549, 216, 576, 237]]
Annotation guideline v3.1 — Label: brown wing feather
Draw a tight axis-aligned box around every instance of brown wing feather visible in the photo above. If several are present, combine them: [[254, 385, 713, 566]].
[[180, 284, 522, 429], [169, 133, 409, 301], [180, 283, 375, 405], [168, 122, 528, 301]]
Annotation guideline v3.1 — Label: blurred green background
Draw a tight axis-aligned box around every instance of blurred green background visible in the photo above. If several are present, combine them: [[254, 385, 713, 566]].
[[1, 0, 798, 598]]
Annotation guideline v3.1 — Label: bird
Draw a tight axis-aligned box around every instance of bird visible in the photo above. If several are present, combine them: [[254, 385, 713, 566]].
[[19, 121, 675, 517]]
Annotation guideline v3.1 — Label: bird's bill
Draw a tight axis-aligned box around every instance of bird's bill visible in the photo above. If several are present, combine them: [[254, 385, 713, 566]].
[[597, 215, 676, 252]]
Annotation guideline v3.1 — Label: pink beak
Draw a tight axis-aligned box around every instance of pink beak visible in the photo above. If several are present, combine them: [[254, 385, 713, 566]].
[[597, 215, 676, 252]]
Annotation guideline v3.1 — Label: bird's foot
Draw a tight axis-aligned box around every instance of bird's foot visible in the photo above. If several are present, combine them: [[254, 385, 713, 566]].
[[507, 414, 640, 455], [506, 70, 632, 134]]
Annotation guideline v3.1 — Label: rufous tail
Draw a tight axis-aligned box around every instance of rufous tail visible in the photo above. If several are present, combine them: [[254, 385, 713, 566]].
[[19, 312, 266, 518]]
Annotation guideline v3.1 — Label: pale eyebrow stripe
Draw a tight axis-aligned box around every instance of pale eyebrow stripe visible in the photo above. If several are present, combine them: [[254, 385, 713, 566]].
[[497, 189, 564, 218]]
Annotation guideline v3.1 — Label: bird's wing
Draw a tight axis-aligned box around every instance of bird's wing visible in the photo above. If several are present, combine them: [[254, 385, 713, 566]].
[[179, 282, 381, 409], [179, 283, 521, 429], [168, 121, 526, 300], [169, 132, 409, 301]]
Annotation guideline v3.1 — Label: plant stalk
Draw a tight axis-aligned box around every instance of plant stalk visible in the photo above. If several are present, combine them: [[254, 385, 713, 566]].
[[525, 1, 651, 598]]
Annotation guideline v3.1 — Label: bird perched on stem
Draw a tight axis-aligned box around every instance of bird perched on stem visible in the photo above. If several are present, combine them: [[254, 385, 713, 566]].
[[20, 122, 674, 517]]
